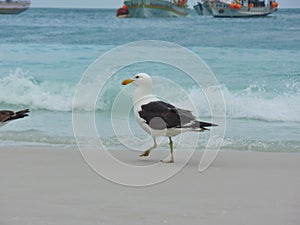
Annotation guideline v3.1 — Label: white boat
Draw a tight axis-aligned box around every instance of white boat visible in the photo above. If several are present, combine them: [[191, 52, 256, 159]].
[[207, 0, 278, 17], [194, 0, 278, 17], [194, 1, 213, 15], [0, 0, 30, 14], [124, 0, 189, 18]]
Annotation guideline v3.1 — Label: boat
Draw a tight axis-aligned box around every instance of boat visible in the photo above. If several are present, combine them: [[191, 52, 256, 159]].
[[194, 1, 213, 15], [0, 0, 30, 14], [116, 4, 131, 18], [123, 0, 189, 18], [194, 0, 278, 17]]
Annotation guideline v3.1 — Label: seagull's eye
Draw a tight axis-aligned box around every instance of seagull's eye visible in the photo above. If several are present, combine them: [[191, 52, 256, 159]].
[[135, 75, 140, 79]]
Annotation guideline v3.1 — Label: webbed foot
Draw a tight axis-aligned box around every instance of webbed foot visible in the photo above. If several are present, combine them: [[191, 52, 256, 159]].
[[140, 150, 151, 157], [160, 159, 174, 163]]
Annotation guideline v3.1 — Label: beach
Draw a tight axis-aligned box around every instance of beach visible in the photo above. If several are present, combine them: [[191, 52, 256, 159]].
[[1, 147, 299, 225]]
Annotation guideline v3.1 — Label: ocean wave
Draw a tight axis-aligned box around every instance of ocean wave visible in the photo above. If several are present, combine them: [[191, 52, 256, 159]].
[[0, 129, 76, 145], [221, 138, 300, 152], [1, 68, 299, 122], [188, 83, 300, 122], [0, 68, 75, 111], [0, 130, 299, 152]]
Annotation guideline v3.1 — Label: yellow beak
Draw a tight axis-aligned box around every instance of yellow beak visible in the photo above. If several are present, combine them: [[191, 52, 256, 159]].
[[122, 78, 134, 85]]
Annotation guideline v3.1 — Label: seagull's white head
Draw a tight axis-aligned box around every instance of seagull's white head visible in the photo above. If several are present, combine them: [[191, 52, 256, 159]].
[[122, 73, 154, 104], [122, 73, 152, 88]]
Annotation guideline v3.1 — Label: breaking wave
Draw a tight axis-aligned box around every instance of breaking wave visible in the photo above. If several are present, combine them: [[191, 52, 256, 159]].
[[0, 68, 75, 111], [188, 83, 300, 122], [1, 68, 299, 122]]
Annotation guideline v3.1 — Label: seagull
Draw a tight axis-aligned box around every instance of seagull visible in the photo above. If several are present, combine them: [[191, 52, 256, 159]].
[[122, 73, 217, 163], [0, 109, 30, 127]]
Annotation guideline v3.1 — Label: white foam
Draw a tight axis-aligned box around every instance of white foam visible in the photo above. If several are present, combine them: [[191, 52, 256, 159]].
[[1, 68, 299, 122], [187, 84, 300, 122], [0, 68, 74, 111]]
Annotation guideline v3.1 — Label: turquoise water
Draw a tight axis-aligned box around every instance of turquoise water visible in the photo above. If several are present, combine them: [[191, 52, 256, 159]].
[[0, 8, 299, 151]]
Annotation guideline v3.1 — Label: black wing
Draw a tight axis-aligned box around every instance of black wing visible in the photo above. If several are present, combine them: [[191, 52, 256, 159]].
[[0, 109, 29, 122], [0, 110, 14, 122], [138, 101, 216, 130]]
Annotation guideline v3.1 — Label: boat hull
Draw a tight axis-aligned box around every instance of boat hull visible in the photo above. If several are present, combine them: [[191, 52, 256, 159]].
[[117, 14, 131, 18], [0, 2, 30, 14], [209, 1, 277, 17], [124, 0, 189, 18]]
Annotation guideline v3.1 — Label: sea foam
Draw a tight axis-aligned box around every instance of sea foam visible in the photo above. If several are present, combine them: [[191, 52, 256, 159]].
[[0, 68, 74, 111], [1, 68, 299, 123]]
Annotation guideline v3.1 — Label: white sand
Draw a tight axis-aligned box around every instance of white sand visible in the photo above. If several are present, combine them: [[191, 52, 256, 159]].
[[0, 146, 299, 225]]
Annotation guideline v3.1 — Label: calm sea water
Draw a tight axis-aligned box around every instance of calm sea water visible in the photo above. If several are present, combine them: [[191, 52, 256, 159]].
[[0, 8, 299, 151]]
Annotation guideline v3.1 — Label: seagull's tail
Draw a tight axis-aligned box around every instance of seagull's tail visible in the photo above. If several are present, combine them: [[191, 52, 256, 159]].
[[7, 109, 30, 121], [195, 120, 218, 131]]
